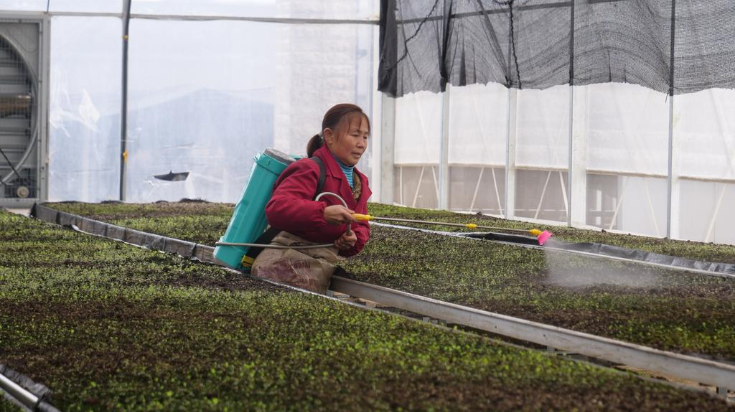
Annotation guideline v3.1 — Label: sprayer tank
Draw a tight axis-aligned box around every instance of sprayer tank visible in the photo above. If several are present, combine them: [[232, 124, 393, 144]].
[[213, 148, 296, 269]]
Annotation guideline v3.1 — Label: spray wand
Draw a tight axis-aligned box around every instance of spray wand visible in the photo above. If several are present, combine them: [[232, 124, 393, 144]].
[[352, 214, 553, 245]]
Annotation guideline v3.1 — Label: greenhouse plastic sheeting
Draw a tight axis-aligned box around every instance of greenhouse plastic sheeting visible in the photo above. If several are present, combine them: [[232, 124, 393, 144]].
[[124, 20, 373, 203], [46, 16, 374, 203], [1, 0, 378, 18], [0, 1, 46, 12], [585, 83, 669, 176], [131, 0, 378, 20], [394, 91, 441, 165], [48, 17, 122, 203], [391, 80, 735, 240], [515, 86, 569, 170], [447, 83, 506, 166], [379, 0, 735, 97], [48, 0, 121, 13], [676, 89, 735, 182]]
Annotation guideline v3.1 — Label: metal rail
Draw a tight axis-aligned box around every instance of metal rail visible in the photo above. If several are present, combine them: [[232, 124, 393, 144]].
[[0, 369, 60, 412], [0, 372, 38, 409], [29, 204, 735, 393], [0, 10, 380, 25]]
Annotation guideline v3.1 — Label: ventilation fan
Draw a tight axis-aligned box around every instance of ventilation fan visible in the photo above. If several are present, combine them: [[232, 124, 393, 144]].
[[0, 33, 37, 200]]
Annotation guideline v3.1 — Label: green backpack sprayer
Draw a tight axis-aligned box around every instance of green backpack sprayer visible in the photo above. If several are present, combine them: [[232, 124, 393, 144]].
[[214, 148, 338, 271], [213, 148, 295, 270]]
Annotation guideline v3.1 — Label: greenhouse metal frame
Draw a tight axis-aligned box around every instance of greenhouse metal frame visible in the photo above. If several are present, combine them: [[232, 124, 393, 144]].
[[0, 0, 734, 245]]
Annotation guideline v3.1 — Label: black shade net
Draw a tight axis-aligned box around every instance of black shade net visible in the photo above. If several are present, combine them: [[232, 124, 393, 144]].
[[379, 0, 735, 97]]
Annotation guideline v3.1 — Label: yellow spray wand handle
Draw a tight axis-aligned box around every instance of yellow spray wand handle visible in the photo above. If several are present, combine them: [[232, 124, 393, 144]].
[[352, 214, 546, 237], [353, 214, 479, 229]]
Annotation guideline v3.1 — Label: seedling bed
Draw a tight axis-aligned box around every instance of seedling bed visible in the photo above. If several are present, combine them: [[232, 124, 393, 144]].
[[45, 202, 735, 363], [7, 210, 735, 410], [366, 204, 735, 265]]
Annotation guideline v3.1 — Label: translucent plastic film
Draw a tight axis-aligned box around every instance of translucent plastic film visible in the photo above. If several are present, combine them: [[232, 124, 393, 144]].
[[1, 0, 120, 12], [131, 0, 378, 20], [675, 89, 735, 181], [0, 1, 46, 12], [586, 83, 669, 176], [394, 91, 441, 165], [48, 0, 122, 13], [393, 91, 441, 209], [515, 86, 569, 170], [680, 181, 735, 245], [448, 83, 507, 166], [48, 17, 121, 202], [125, 19, 374, 202], [447, 83, 507, 214], [582, 83, 669, 237]]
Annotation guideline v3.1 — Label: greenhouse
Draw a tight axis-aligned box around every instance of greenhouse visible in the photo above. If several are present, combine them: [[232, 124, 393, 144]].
[[2, 0, 735, 411]]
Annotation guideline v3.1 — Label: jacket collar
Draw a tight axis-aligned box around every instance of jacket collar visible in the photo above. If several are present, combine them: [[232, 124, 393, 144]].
[[314, 145, 368, 202], [315, 145, 350, 182]]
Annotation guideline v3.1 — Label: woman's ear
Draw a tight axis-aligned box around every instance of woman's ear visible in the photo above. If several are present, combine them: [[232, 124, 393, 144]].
[[323, 128, 335, 146]]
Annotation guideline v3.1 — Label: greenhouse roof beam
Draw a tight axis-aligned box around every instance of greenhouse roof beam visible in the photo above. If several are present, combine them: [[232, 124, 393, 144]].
[[0, 10, 379, 25]]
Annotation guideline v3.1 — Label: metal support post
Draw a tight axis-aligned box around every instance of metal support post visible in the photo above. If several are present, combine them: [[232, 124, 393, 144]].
[[119, 0, 132, 201], [439, 85, 451, 209], [570, 86, 588, 227], [666, 0, 678, 239], [379, 94, 395, 205], [505, 88, 517, 219]]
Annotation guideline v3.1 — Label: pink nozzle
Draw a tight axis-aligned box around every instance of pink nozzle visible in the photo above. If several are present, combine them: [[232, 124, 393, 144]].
[[537, 230, 552, 245]]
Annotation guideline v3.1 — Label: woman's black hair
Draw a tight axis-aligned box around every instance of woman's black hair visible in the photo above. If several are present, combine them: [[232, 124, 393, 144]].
[[306, 103, 370, 157]]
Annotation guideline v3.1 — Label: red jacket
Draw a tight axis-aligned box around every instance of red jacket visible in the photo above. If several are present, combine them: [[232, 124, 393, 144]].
[[265, 146, 371, 257]]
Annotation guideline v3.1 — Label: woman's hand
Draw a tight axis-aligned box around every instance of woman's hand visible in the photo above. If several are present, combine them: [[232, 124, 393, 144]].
[[334, 231, 357, 251], [323, 205, 357, 225]]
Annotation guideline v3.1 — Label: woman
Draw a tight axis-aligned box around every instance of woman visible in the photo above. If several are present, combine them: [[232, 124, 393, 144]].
[[252, 103, 371, 294]]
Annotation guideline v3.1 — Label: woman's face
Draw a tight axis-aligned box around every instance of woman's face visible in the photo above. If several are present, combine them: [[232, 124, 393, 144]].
[[324, 116, 369, 167]]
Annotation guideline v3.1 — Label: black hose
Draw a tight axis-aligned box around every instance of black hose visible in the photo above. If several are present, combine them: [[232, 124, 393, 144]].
[[0, 147, 23, 186]]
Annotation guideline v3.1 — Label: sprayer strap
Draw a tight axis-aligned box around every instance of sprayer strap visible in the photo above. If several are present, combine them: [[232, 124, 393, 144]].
[[310, 156, 326, 196], [244, 227, 281, 263], [244, 156, 327, 263]]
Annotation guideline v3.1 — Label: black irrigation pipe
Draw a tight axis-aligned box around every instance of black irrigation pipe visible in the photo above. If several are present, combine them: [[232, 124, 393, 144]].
[[25, 203, 735, 395]]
